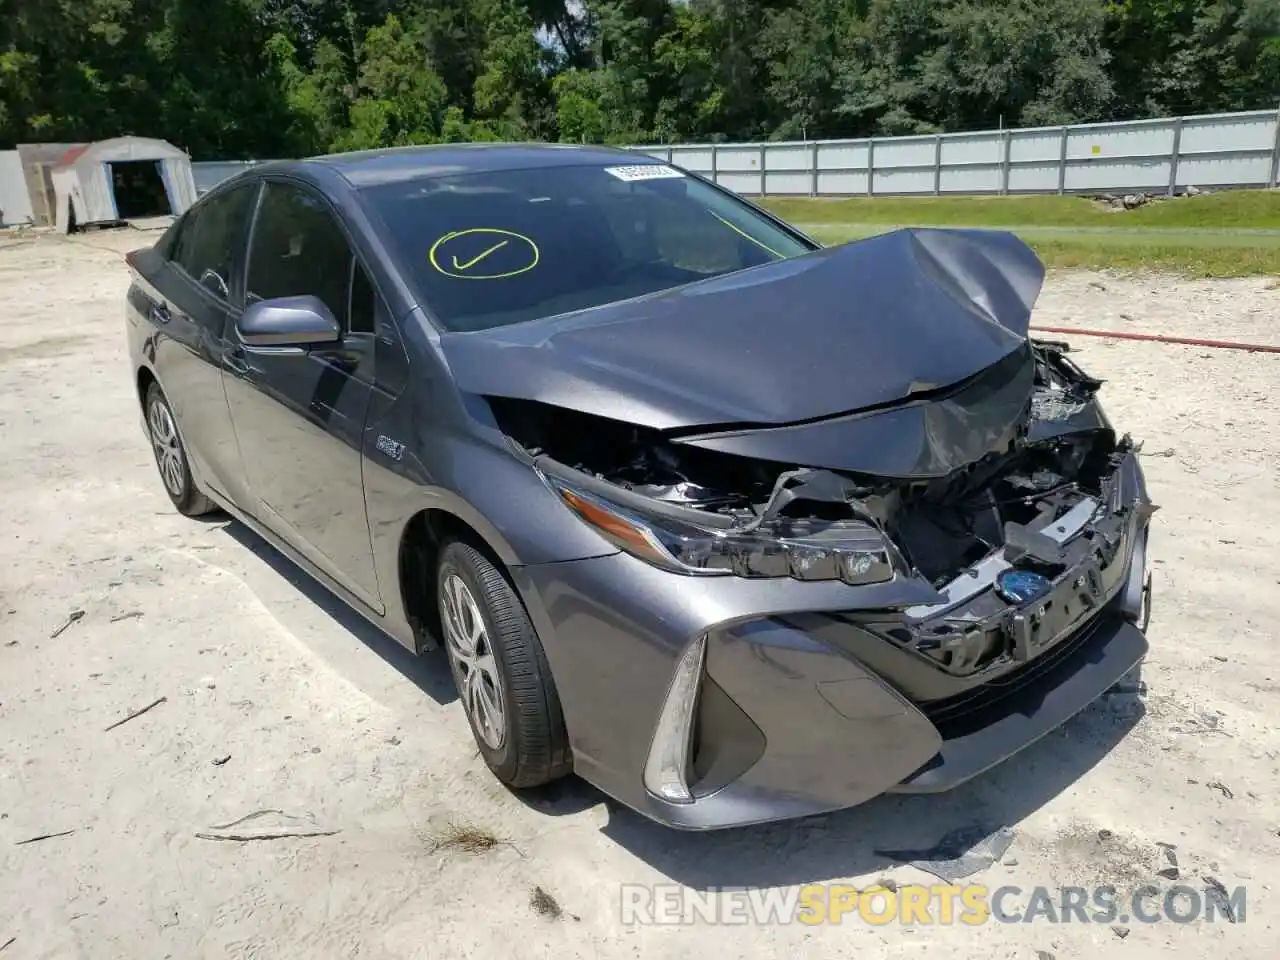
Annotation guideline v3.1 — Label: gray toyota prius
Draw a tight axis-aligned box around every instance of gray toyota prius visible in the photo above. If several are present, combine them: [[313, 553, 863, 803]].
[[125, 144, 1154, 830]]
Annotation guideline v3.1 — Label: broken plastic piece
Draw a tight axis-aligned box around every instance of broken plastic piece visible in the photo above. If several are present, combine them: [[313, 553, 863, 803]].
[[873, 824, 1015, 882]]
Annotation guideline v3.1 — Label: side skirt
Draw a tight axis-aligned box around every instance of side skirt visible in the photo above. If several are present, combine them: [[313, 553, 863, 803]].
[[201, 485, 421, 655]]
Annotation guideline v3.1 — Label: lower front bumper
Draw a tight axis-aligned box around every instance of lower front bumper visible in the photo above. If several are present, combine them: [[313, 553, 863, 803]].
[[892, 614, 1147, 793], [515, 546, 1150, 832]]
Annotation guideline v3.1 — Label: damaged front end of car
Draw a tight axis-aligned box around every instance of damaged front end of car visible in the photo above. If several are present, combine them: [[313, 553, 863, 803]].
[[446, 228, 1156, 823], [487, 334, 1154, 689]]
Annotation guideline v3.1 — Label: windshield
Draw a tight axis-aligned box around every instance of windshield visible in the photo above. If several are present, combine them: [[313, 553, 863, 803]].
[[360, 163, 813, 332]]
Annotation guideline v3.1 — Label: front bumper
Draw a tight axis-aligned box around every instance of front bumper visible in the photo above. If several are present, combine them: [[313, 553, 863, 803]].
[[513, 457, 1153, 831], [515, 565, 1149, 831], [892, 614, 1146, 793]]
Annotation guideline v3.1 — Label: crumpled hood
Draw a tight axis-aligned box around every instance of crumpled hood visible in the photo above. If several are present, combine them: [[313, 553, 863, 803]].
[[440, 227, 1045, 431]]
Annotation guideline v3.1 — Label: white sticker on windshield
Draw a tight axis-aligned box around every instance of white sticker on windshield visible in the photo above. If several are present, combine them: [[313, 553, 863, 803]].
[[604, 164, 686, 182]]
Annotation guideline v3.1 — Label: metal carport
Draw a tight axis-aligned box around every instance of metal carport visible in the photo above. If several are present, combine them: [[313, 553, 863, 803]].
[[52, 137, 197, 232]]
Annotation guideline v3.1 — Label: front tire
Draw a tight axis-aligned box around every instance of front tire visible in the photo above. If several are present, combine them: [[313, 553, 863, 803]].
[[437, 540, 571, 788], [145, 382, 216, 517]]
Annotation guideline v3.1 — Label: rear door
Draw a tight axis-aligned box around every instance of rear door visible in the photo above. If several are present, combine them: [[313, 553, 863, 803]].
[[222, 179, 383, 608], [139, 181, 258, 504]]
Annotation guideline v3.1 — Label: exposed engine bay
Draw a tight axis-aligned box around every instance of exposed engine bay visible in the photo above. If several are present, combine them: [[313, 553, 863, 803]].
[[489, 339, 1155, 678]]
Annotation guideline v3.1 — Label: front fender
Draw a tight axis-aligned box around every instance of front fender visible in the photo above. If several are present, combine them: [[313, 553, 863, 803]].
[[361, 423, 620, 653], [365, 433, 619, 570]]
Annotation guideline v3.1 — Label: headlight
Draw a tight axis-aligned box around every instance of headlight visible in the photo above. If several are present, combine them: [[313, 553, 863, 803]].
[[542, 468, 896, 584]]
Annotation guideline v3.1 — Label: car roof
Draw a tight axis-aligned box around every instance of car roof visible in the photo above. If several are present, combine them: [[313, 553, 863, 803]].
[[294, 142, 661, 189]]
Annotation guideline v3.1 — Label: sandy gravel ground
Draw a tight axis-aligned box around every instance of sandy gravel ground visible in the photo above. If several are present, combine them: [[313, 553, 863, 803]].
[[1, 229, 1278, 959]]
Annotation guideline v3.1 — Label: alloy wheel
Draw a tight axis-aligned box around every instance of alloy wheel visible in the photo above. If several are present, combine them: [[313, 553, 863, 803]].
[[441, 573, 507, 749], [148, 398, 185, 497]]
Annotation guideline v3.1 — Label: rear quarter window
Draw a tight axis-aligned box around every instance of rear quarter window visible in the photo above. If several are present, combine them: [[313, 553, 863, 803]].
[[153, 214, 183, 259]]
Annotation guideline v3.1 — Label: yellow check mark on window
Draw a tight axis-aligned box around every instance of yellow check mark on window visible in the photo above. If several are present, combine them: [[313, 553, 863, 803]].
[[452, 240, 509, 271]]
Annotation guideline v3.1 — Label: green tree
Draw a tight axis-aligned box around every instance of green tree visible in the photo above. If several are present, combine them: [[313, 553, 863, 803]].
[[652, 2, 722, 140], [334, 13, 448, 150], [3, 0, 1277, 156], [836, 0, 1114, 135], [1107, 0, 1280, 117], [0, 0, 298, 155], [553, 68, 610, 142], [760, 0, 852, 139], [588, 0, 681, 140], [473, 0, 547, 138]]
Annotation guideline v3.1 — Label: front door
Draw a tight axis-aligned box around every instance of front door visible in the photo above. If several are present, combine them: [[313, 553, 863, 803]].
[[223, 179, 383, 608]]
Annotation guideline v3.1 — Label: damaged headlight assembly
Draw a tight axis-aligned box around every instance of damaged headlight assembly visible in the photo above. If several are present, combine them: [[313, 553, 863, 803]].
[[539, 463, 896, 585]]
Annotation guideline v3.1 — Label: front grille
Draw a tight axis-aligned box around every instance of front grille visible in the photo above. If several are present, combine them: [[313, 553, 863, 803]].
[[918, 613, 1107, 740]]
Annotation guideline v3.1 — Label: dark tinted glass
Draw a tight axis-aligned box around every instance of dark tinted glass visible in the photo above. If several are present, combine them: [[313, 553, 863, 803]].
[[349, 261, 376, 335], [171, 183, 256, 300], [246, 183, 353, 326], [361, 164, 812, 332]]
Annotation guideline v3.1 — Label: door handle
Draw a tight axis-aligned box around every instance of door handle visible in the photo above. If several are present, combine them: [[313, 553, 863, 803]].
[[152, 303, 172, 325], [321, 354, 359, 375]]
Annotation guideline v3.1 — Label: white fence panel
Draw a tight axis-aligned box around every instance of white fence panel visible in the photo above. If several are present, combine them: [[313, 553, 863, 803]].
[[816, 171, 869, 194], [716, 172, 761, 194], [1010, 130, 1063, 164], [1065, 120, 1174, 161], [0, 150, 35, 225], [1065, 158, 1171, 192], [939, 165, 1002, 193], [873, 135, 937, 170], [874, 167, 936, 194], [179, 110, 1280, 200], [817, 141, 870, 170], [669, 147, 713, 173], [192, 160, 264, 194], [763, 172, 811, 195], [941, 132, 1003, 166], [1177, 153, 1274, 187], [1180, 114, 1274, 154], [1008, 161, 1062, 193], [715, 146, 762, 172], [767, 144, 812, 171]]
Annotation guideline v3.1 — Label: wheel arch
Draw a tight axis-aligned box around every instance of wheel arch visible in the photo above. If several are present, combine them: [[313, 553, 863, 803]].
[[396, 504, 517, 654], [136, 364, 159, 409]]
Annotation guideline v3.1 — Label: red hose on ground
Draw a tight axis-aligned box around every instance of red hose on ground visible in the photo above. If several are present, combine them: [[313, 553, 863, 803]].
[[1030, 325, 1280, 354]]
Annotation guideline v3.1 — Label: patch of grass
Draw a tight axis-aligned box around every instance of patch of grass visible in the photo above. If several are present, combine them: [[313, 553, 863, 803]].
[[800, 223, 1280, 277], [530, 886, 564, 920], [761, 190, 1280, 230], [429, 821, 504, 855], [1028, 240, 1280, 277]]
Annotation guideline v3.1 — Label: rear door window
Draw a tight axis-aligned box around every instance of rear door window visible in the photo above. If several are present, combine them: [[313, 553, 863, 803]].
[[170, 183, 257, 301]]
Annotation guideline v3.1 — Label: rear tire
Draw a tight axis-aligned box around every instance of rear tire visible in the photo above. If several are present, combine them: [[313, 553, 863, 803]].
[[437, 539, 571, 788], [144, 382, 216, 517]]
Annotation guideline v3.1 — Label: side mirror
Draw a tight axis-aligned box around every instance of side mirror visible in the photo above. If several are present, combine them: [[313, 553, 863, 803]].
[[237, 295, 340, 348]]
